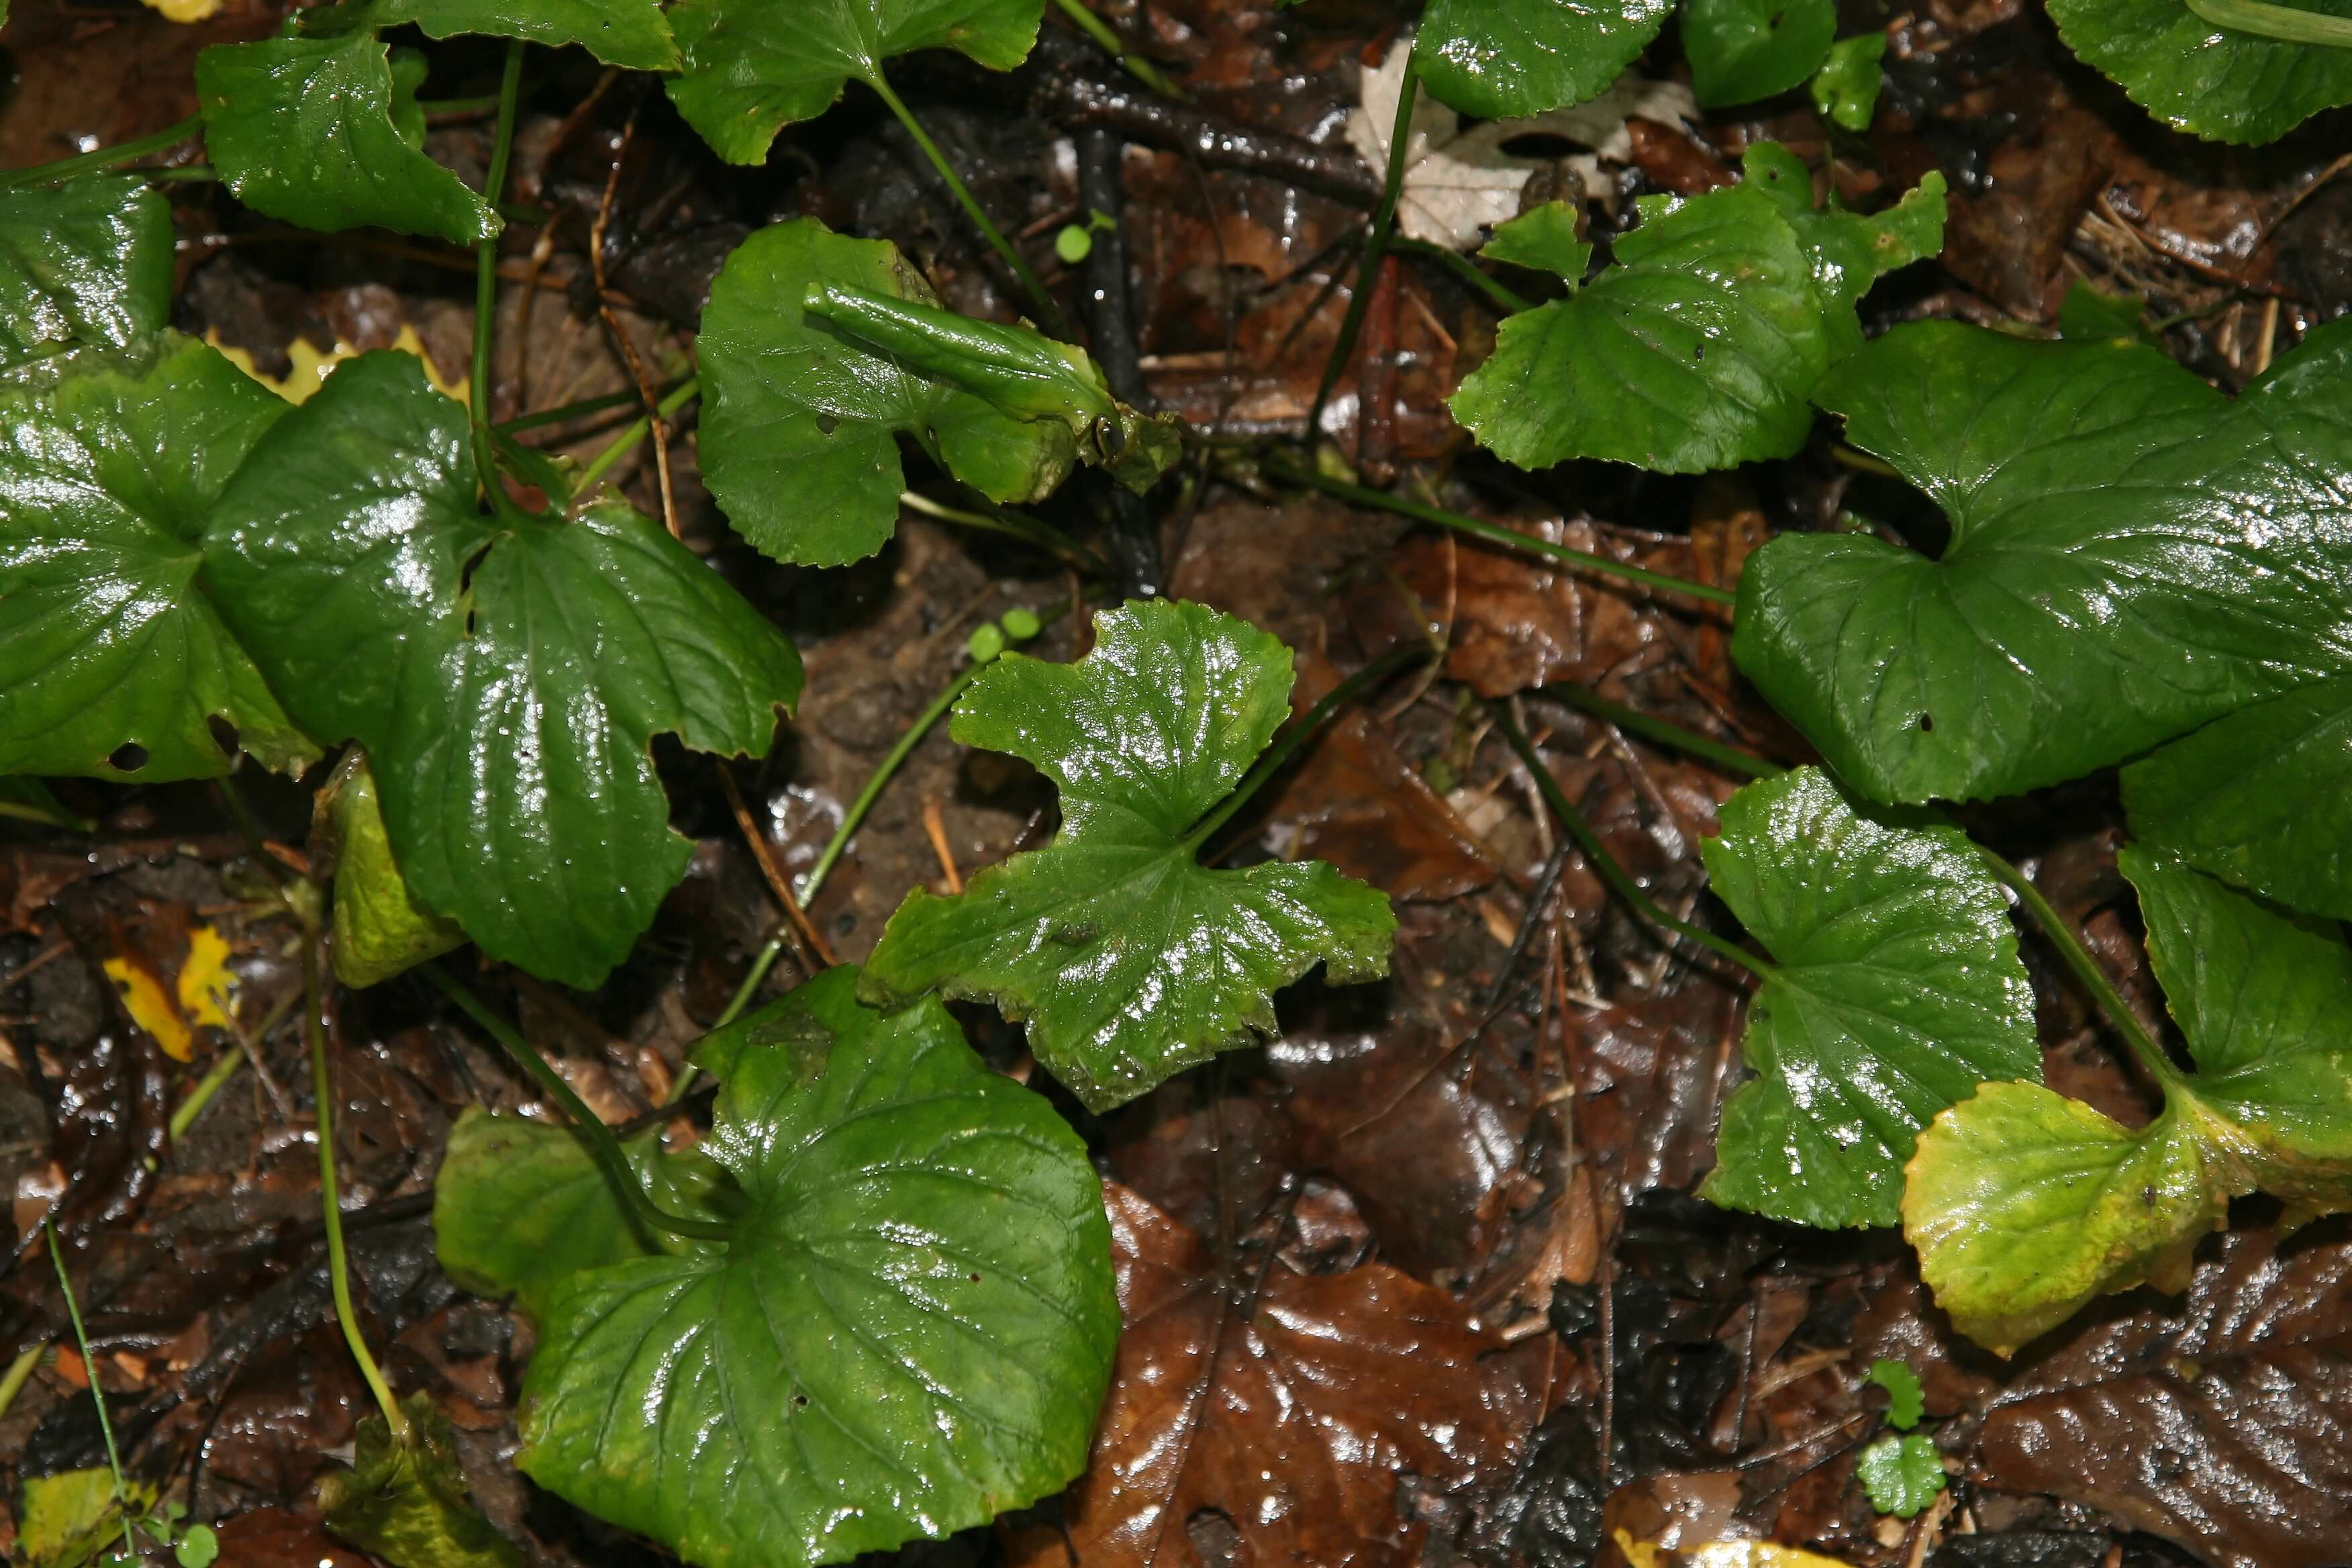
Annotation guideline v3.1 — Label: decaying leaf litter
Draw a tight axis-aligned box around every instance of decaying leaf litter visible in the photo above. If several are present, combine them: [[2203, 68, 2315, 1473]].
[[3, 1, 2352, 1567]]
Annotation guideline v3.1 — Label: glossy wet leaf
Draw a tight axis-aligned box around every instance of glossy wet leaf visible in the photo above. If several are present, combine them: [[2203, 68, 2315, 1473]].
[[518, 967, 1120, 1568], [0, 177, 173, 371], [17, 1469, 152, 1568], [196, 30, 498, 244], [1450, 146, 1942, 475], [320, 752, 464, 989], [318, 1394, 524, 1568], [1681, 0, 1836, 107], [2058, 279, 2155, 342], [203, 352, 801, 989], [1857, 1434, 1947, 1518], [667, 0, 1045, 164], [1809, 32, 1887, 130], [697, 219, 1081, 567], [1906, 851, 2352, 1352], [861, 599, 1397, 1112], [1416, 0, 1676, 117], [1865, 1359, 1925, 1430], [369, 0, 678, 70], [2047, 0, 2352, 144], [1736, 317, 2352, 805], [0, 336, 317, 781], [432, 1106, 735, 1321], [1480, 199, 1589, 278], [1696, 767, 2040, 1230]]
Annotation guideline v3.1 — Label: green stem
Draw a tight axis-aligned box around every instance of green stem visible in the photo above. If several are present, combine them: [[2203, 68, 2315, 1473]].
[[417, 93, 506, 117], [1490, 699, 1769, 977], [471, 44, 530, 526], [1306, 47, 1420, 444], [43, 1226, 137, 1565], [0, 1344, 42, 1426], [867, 72, 1076, 340], [500, 379, 689, 436], [2184, 0, 2352, 44], [305, 940, 407, 1440], [1187, 642, 1434, 849], [664, 928, 791, 1108], [0, 778, 94, 832], [1975, 848, 2182, 1088], [898, 489, 1106, 575], [169, 1043, 248, 1144], [1049, 0, 1191, 99], [1392, 236, 1532, 314], [1, 113, 202, 189], [577, 375, 701, 494], [1269, 458, 1738, 606], [1544, 684, 1780, 779], [421, 963, 735, 1242]]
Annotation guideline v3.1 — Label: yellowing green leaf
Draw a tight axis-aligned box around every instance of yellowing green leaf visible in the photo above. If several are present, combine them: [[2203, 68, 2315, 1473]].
[[320, 752, 464, 990], [861, 599, 1397, 1112], [319, 1394, 524, 1568], [17, 1468, 154, 1568]]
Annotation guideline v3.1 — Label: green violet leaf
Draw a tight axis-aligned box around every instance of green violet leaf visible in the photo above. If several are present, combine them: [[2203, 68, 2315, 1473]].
[[320, 1394, 524, 1568], [0, 177, 173, 371], [1857, 1434, 1947, 1518], [1809, 33, 1888, 131], [667, 0, 1045, 164], [2047, 0, 2352, 145], [1681, 0, 1838, 108], [697, 218, 1095, 567], [1864, 1358, 1925, 1429], [197, 30, 498, 245], [1479, 199, 1589, 279], [1416, 0, 1675, 117], [367, 0, 679, 70], [0, 335, 318, 781], [516, 967, 1120, 1568], [861, 598, 1398, 1112], [1696, 767, 2040, 1230], [1737, 316, 2352, 806], [1449, 145, 1943, 475], [203, 352, 801, 989]]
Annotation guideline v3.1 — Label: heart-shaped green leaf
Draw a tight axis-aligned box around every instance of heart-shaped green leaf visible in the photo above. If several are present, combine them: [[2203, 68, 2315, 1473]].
[[368, 0, 679, 70], [1681, 0, 1838, 107], [1906, 849, 2352, 1353], [1809, 33, 1888, 130], [1416, 0, 1676, 117], [516, 967, 1120, 1568], [0, 336, 317, 781], [202, 352, 801, 989], [1736, 317, 2352, 805], [667, 0, 1045, 164], [1697, 767, 2041, 1229], [696, 219, 1085, 567], [2047, 0, 2352, 145], [197, 28, 499, 244], [1449, 146, 1943, 475], [0, 177, 173, 371], [861, 598, 1397, 1112]]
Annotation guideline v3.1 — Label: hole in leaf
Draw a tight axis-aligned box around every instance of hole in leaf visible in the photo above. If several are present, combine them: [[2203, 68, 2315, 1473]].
[[969, 1272, 982, 1283], [110, 742, 148, 773], [792, 1393, 808, 1408], [1918, 712, 1934, 732], [815, 413, 840, 436], [1694, 343, 1706, 362], [208, 716, 240, 756]]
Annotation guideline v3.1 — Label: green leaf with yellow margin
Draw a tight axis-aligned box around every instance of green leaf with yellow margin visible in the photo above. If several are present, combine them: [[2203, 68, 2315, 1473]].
[[318, 750, 465, 989], [320, 1393, 524, 1568]]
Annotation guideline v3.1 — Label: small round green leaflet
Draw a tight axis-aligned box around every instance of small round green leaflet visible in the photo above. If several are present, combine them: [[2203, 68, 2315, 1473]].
[[1808, 33, 1888, 130], [2047, 0, 2352, 143], [1055, 223, 1094, 264], [860, 598, 1399, 1112], [0, 177, 173, 371], [1416, 0, 1676, 117], [1681, 0, 1837, 107], [1695, 767, 2041, 1230], [1857, 1434, 1947, 1518], [510, 968, 1119, 1568]]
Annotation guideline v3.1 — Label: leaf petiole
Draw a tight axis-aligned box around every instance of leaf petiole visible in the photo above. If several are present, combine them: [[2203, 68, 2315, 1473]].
[[1391, 235, 1533, 314], [1973, 848, 2184, 1089], [865, 72, 1077, 340], [1048, 0, 1191, 99], [2183, 0, 2352, 44], [1491, 699, 1771, 977], [1306, 46, 1420, 444], [44, 1222, 140, 1565], [577, 375, 702, 494], [0, 113, 203, 189], [471, 43, 532, 526], [421, 962, 736, 1243], [898, 489, 1108, 574], [1542, 684, 1781, 779]]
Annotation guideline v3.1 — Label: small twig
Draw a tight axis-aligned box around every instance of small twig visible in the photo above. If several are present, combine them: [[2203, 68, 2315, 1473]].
[[922, 797, 965, 893], [713, 761, 837, 971], [590, 111, 681, 535]]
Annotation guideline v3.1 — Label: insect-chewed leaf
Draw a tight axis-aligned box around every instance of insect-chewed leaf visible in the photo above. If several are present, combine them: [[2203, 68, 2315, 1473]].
[[1736, 317, 2352, 807], [2047, 0, 2352, 144], [201, 351, 801, 989], [1681, 0, 1838, 107], [859, 599, 1398, 1112], [1416, 0, 1677, 117], [1906, 849, 2352, 1353], [667, 0, 1045, 164], [1449, 144, 1942, 475], [319, 1394, 523, 1568], [0, 177, 173, 371], [516, 967, 1120, 1568], [367, 0, 677, 70], [1697, 767, 2041, 1230], [697, 219, 1091, 567], [0, 334, 317, 781], [196, 27, 499, 244]]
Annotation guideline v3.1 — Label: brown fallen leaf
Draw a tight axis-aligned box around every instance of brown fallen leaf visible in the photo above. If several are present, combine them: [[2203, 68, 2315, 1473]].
[[1973, 1224, 2352, 1568], [209, 1508, 373, 1568], [1006, 1184, 1526, 1568]]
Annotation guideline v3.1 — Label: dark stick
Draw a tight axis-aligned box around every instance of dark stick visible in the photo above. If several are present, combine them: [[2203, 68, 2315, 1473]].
[[1079, 127, 1165, 598]]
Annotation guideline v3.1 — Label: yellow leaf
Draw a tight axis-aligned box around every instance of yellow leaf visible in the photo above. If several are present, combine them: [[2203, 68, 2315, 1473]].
[[101, 923, 238, 1063], [139, 0, 224, 20], [205, 326, 469, 407], [177, 924, 238, 1030], [1616, 1530, 1858, 1568], [103, 956, 193, 1062]]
